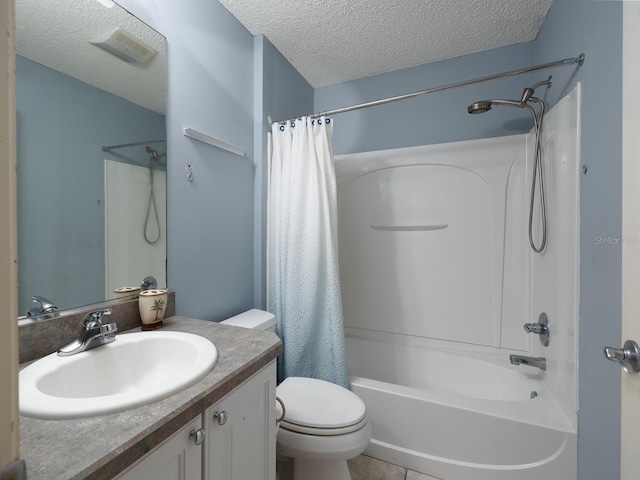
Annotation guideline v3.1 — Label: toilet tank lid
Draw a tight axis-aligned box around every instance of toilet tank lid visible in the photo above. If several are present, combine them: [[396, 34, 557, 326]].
[[220, 309, 276, 330]]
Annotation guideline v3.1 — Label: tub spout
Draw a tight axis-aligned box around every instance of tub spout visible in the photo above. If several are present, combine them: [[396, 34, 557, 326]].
[[509, 354, 546, 371]]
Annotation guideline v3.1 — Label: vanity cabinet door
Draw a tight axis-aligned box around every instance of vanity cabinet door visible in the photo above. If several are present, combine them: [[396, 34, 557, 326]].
[[116, 416, 203, 480], [204, 361, 276, 480]]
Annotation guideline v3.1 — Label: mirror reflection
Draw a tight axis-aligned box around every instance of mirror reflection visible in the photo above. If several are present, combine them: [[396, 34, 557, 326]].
[[16, 0, 167, 319]]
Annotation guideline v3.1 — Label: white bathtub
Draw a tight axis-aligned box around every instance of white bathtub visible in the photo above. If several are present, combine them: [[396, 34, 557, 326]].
[[346, 335, 577, 480]]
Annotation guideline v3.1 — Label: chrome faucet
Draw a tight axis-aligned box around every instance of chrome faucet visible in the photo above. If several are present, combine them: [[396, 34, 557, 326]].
[[509, 354, 546, 371], [26, 295, 58, 318], [57, 309, 118, 356]]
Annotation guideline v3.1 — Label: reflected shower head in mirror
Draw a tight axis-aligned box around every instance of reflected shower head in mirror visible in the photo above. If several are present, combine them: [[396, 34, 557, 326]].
[[145, 146, 166, 162]]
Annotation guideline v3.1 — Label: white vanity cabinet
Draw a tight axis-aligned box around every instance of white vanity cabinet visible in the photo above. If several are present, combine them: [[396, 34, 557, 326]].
[[116, 416, 203, 480], [204, 361, 277, 480], [115, 361, 276, 480]]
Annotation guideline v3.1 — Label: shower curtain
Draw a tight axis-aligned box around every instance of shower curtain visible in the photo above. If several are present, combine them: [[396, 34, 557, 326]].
[[267, 117, 348, 388]]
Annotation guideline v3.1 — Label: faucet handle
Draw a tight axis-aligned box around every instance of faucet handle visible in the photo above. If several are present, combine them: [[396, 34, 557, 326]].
[[141, 276, 157, 292], [523, 323, 547, 334], [523, 312, 550, 347], [32, 295, 57, 312], [27, 296, 58, 317], [83, 309, 112, 329]]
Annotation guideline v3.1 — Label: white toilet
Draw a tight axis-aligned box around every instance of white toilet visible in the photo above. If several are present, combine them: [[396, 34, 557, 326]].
[[221, 309, 371, 480]]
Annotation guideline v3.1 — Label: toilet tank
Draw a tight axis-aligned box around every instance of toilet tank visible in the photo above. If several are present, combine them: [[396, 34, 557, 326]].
[[220, 309, 276, 332]]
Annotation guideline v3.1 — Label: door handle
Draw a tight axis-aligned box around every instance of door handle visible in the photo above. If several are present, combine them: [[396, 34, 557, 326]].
[[604, 339, 640, 374]]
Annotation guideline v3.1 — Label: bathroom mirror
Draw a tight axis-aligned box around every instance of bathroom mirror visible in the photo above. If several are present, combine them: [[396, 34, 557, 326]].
[[15, 0, 167, 320]]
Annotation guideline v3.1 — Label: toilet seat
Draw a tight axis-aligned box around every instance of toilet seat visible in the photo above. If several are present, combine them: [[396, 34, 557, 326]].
[[280, 416, 368, 436], [277, 377, 367, 436]]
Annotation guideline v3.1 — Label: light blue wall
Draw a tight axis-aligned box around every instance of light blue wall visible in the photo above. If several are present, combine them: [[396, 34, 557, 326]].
[[253, 36, 314, 308], [117, 0, 257, 321], [16, 55, 165, 315], [314, 42, 537, 155], [534, 1, 622, 478]]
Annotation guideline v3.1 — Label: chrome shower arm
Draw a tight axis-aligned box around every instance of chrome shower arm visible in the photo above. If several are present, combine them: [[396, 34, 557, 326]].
[[521, 76, 552, 103], [529, 76, 553, 92]]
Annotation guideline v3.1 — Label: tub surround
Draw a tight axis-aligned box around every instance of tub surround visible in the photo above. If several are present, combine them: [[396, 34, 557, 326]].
[[336, 136, 528, 351], [18, 292, 175, 363], [19, 316, 283, 480], [336, 86, 580, 480]]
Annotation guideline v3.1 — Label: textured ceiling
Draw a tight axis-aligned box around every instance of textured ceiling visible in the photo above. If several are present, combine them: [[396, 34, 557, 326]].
[[16, 0, 166, 114], [219, 0, 553, 88], [15, 0, 552, 111]]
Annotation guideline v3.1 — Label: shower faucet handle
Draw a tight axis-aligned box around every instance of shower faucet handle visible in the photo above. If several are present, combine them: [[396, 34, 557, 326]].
[[523, 312, 550, 347], [524, 323, 547, 335], [141, 276, 157, 291]]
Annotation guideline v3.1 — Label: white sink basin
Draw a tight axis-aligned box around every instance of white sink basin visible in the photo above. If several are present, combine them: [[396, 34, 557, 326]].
[[20, 331, 218, 420]]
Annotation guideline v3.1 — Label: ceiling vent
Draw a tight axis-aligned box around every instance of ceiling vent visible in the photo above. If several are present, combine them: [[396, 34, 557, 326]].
[[90, 27, 156, 63]]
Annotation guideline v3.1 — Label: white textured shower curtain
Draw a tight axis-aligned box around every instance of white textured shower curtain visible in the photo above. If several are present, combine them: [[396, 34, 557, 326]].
[[268, 117, 348, 388]]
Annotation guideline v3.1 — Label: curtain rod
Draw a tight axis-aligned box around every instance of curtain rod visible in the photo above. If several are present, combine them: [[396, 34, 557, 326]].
[[272, 53, 585, 125], [101, 139, 166, 152]]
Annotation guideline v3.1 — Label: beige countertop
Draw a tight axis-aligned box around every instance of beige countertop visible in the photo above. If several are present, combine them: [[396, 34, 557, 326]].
[[19, 316, 283, 480]]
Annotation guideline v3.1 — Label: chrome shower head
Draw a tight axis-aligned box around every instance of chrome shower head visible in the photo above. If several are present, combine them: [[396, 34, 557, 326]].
[[466, 98, 524, 114], [467, 101, 493, 114], [468, 77, 552, 115]]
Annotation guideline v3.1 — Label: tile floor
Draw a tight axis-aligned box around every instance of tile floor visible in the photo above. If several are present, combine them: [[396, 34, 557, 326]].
[[348, 455, 442, 480]]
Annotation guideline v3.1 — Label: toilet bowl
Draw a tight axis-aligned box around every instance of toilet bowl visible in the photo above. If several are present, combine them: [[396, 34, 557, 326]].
[[220, 309, 371, 480], [275, 376, 371, 480]]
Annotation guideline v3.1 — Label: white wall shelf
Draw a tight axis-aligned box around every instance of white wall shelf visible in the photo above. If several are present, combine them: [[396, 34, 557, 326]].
[[183, 127, 245, 157]]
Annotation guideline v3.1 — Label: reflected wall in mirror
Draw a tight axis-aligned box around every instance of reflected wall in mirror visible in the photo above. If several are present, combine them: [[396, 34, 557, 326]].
[[16, 0, 167, 319]]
